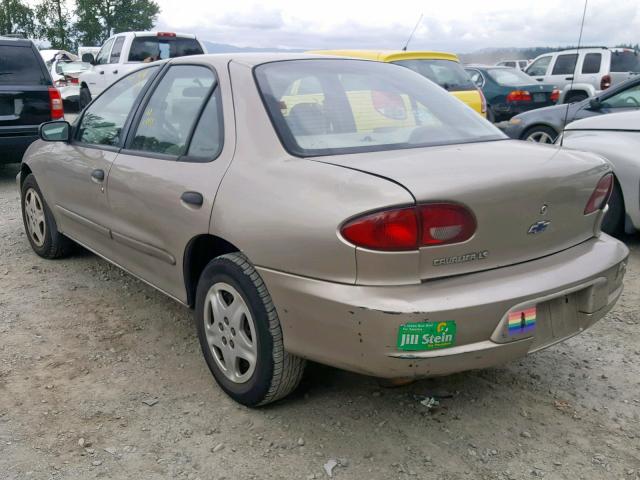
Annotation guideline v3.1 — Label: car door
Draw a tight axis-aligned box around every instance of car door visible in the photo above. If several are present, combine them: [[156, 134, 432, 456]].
[[546, 53, 579, 90], [105, 62, 235, 302], [525, 54, 553, 82], [48, 65, 160, 252], [90, 37, 115, 95]]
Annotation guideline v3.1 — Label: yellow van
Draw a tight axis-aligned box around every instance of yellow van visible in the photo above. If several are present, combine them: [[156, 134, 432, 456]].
[[310, 50, 486, 117]]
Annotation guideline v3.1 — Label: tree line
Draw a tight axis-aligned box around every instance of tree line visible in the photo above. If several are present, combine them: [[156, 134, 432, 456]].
[[0, 0, 160, 51]]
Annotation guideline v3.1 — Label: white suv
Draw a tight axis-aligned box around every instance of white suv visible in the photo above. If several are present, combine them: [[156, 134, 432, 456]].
[[79, 31, 205, 108], [525, 47, 640, 103]]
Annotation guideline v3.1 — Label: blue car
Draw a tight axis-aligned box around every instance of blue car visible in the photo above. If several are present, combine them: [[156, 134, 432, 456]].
[[465, 65, 558, 122]]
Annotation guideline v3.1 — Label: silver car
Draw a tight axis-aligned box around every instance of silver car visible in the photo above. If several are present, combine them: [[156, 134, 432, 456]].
[[18, 54, 629, 406]]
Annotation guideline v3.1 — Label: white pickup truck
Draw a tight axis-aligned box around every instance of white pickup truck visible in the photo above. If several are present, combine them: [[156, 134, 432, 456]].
[[78, 31, 206, 108]]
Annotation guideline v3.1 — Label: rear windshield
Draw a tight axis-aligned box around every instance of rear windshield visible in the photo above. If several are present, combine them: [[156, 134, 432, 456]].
[[391, 59, 476, 92], [128, 37, 203, 62], [0, 45, 47, 85], [255, 59, 504, 157], [610, 50, 640, 73], [487, 68, 535, 86]]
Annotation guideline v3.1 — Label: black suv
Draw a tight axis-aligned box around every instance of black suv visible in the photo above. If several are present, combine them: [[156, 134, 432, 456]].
[[1, 37, 63, 164]]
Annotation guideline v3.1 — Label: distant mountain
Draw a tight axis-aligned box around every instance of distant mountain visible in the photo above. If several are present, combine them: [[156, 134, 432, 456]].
[[202, 41, 303, 54]]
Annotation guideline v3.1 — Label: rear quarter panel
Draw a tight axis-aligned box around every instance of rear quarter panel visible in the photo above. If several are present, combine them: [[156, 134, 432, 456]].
[[452, 89, 485, 116]]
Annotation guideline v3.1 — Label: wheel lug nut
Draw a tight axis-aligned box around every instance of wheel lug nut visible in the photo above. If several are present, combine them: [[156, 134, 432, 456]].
[[224, 317, 229, 325], [229, 340, 234, 348], [218, 322, 224, 331], [222, 337, 227, 345], [230, 327, 236, 336]]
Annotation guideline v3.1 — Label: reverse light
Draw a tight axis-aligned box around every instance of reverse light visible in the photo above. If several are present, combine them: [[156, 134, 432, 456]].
[[54, 79, 67, 87], [506, 90, 532, 102], [48, 87, 64, 120], [550, 89, 560, 103], [478, 88, 487, 114], [340, 203, 476, 251], [600, 74, 612, 90], [584, 174, 613, 215]]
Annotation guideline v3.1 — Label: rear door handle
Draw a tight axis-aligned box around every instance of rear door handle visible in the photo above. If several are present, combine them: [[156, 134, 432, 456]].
[[565, 77, 574, 81], [181, 191, 203, 207], [536, 78, 543, 82], [112, 70, 118, 74], [98, 70, 104, 75], [91, 169, 105, 182]]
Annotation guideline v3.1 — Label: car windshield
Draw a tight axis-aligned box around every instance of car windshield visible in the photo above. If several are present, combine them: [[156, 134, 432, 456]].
[[128, 36, 203, 62], [487, 68, 534, 86], [611, 50, 640, 73], [391, 59, 476, 91], [255, 59, 504, 157]]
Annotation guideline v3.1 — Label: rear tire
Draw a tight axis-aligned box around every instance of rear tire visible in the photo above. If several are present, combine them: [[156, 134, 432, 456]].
[[195, 252, 306, 406], [79, 86, 92, 110], [523, 125, 558, 144], [601, 181, 625, 236], [21, 174, 74, 259]]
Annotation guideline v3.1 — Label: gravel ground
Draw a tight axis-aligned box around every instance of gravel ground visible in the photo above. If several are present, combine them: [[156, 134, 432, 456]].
[[1, 161, 639, 480]]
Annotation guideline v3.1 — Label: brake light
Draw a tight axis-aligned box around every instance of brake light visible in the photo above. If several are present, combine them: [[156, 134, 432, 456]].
[[68, 76, 79, 85], [506, 90, 532, 102], [157, 32, 176, 37], [550, 89, 560, 103], [584, 174, 613, 215], [600, 74, 611, 90], [48, 87, 64, 120], [340, 203, 476, 251], [478, 88, 487, 114]]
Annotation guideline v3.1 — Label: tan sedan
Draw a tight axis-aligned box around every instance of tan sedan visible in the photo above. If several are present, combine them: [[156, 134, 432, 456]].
[[18, 54, 628, 406]]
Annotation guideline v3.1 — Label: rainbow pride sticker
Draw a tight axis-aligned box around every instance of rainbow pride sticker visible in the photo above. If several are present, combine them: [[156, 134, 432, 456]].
[[507, 307, 536, 335]]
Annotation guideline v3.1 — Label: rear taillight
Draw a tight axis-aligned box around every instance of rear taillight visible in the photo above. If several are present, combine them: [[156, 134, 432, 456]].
[[478, 88, 487, 114], [506, 90, 532, 102], [54, 79, 67, 87], [69, 76, 79, 85], [584, 174, 613, 215], [340, 203, 476, 251], [550, 89, 560, 103], [48, 87, 64, 120], [600, 74, 612, 90]]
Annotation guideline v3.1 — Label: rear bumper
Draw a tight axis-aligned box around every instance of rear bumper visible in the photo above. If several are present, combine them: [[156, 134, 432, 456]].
[[258, 235, 628, 378], [492, 102, 555, 121], [0, 130, 39, 164]]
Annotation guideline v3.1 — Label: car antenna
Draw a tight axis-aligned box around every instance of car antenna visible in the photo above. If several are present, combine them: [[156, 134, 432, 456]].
[[560, 0, 588, 147], [402, 14, 423, 51]]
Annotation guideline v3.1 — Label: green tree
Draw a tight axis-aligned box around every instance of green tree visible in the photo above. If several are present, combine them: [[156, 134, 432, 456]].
[[34, 0, 76, 50], [0, 0, 36, 37], [75, 0, 159, 46]]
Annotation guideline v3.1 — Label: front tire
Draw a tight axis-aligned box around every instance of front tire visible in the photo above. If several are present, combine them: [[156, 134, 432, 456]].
[[21, 174, 74, 258], [195, 252, 305, 406], [523, 125, 558, 144]]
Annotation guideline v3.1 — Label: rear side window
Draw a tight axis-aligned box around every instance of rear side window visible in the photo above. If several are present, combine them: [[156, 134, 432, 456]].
[[0, 45, 47, 85], [128, 37, 203, 62], [392, 59, 476, 91], [525, 56, 551, 76], [552, 54, 578, 75], [610, 51, 640, 73], [130, 65, 216, 156], [581, 53, 601, 74], [110, 37, 125, 63]]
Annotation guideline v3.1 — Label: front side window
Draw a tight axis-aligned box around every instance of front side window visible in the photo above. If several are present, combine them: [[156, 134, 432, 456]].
[[255, 59, 504, 157], [601, 84, 640, 108], [130, 65, 216, 156], [526, 56, 551, 76], [582, 53, 602, 74], [77, 66, 159, 146], [95, 38, 114, 65], [551, 54, 578, 75], [392, 59, 476, 92], [110, 37, 125, 63]]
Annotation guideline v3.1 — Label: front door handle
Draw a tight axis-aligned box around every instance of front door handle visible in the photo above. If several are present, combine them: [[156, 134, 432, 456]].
[[91, 169, 105, 182], [112, 70, 118, 74], [181, 191, 203, 207], [98, 70, 104, 75], [565, 76, 574, 81], [536, 78, 543, 82]]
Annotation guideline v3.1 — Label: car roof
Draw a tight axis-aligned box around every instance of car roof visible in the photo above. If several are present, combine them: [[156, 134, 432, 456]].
[[0, 36, 34, 47], [170, 52, 400, 67], [565, 110, 640, 132], [308, 49, 460, 63]]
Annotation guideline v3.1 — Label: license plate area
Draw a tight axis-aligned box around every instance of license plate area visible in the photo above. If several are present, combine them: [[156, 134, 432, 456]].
[[0, 96, 14, 115], [533, 93, 546, 103], [529, 294, 579, 350]]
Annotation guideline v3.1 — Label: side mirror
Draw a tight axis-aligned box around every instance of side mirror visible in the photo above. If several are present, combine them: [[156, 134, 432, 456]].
[[40, 121, 71, 142], [81, 53, 95, 64], [589, 98, 602, 110]]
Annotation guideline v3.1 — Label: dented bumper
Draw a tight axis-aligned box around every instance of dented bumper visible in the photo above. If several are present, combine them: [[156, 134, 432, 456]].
[[258, 235, 628, 379]]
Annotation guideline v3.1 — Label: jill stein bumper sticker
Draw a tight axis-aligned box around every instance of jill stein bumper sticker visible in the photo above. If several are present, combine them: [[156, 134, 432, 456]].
[[397, 321, 457, 351]]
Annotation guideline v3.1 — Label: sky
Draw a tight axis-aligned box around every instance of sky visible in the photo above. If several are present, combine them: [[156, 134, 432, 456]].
[[154, 0, 640, 53]]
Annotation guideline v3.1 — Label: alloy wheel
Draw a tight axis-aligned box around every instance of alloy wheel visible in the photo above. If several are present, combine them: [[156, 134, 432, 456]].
[[24, 188, 46, 247], [526, 131, 556, 143]]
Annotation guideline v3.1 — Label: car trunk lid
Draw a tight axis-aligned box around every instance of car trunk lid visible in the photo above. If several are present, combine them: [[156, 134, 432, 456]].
[[315, 140, 608, 280]]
